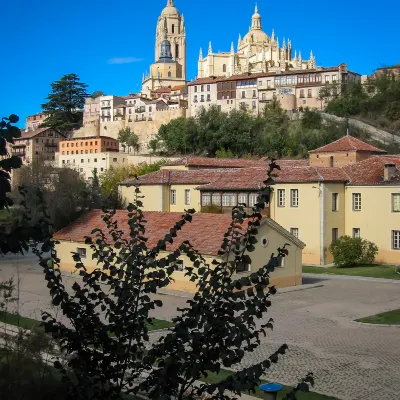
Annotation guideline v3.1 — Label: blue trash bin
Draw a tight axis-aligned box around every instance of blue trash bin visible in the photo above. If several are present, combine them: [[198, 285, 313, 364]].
[[259, 383, 283, 400]]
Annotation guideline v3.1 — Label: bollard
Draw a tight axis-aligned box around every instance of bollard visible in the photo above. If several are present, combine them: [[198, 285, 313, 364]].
[[259, 383, 283, 400]]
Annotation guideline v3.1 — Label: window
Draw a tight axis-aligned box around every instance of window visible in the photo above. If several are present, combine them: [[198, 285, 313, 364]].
[[185, 189, 191, 205], [290, 228, 299, 238], [207, 94, 211, 101], [194, 86, 198, 93], [267, 80, 271, 88], [81, 159, 84, 163], [241, 91, 246, 99], [171, 24, 175, 33], [290, 189, 299, 207], [330, 156, 334, 167], [62, 160, 65, 164], [307, 89, 312, 98], [332, 228, 339, 243], [252, 90, 256, 98], [175, 43, 179, 58], [299, 89, 305, 98], [332, 74, 337, 83], [238, 193, 247, 205], [277, 189, 285, 207], [392, 193, 400, 212], [200, 95, 204, 102], [353, 228, 360, 239], [62, 151, 65, 155], [101, 168, 104, 172], [168, 71, 172, 78], [392, 231, 400, 250], [171, 190, 177, 205], [194, 95, 198, 103], [259, 80, 263, 86], [222, 193, 236, 207], [212, 193, 221, 206], [113, 158, 117, 162], [94, 158, 97, 162], [223, 64, 227, 73], [252, 100, 256, 109], [248, 193, 258, 207], [262, 93, 266, 100], [332, 193, 338, 211], [352, 193, 361, 211], [77, 248, 87, 259], [201, 85, 204, 92], [202, 193, 211, 206], [325, 76, 330, 83]]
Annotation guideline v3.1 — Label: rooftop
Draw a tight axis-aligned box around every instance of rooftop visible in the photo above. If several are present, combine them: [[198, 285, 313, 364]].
[[53, 210, 304, 256], [17, 127, 53, 140], [163, 157, 269, 169], [309, 135, 386, 154]]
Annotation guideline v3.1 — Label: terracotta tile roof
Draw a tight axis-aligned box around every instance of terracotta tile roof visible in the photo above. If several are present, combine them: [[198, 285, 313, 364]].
[[171, 85, 185, 91], [153, 88, 171, 94], [54, 210, 236, 256], [163, 157, 268, 168], [309, 136, 386, 154], [196, 165, 348, 190], [17, 127, 52, 140], [120, 169, 234, 186], [187, 76, 225, 86], [344, 155, 400, 185]]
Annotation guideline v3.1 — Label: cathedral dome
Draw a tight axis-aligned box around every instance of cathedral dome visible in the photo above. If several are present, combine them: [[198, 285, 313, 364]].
[[161, 0, 179, 17], [242, 4, 269, 44]]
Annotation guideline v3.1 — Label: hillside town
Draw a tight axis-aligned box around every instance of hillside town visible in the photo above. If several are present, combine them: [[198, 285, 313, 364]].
[[1, 0, 400, 399]]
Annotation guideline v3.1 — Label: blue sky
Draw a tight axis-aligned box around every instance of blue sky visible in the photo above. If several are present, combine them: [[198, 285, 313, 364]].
[[1, 0, 399, 128]]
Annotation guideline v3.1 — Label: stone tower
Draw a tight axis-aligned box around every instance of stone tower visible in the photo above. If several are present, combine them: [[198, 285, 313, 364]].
[[155, 0, 186, 80]]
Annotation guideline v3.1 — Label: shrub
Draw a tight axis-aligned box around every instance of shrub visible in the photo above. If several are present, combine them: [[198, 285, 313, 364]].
[[329, 236, 378, 267]]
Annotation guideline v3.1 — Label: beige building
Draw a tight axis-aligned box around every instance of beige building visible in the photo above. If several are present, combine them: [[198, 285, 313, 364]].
[[11, 127, 65, 164], [198, 5, 316, 79], [120, 137, 400, 266], [141, 0, 186, 97], [54, 210, 304, 292], [188, 65, 360, 116], [25, 112, 48, 131]]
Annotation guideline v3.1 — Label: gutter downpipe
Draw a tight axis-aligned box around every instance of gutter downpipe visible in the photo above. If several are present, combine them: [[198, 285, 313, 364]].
[[320, 182, 326, 266]]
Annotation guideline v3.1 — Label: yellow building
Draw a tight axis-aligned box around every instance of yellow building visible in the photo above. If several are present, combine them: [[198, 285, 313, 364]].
[[120, 136, 400, 266], [54, 210, 304, 293]]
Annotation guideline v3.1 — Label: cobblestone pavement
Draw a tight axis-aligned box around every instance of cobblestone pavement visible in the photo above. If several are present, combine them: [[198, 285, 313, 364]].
[[1, 256, 400, 400]]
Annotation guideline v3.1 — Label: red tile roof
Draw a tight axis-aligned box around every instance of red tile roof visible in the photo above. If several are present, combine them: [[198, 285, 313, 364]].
[[120, 169, 234, 186], [153, 88, 171, 94], [17, 127, 52, 140], [163, 157, 269, 169], [309, 136, 386, 154], [187, 76, 225, 86], [54, 210, 237, 256], [344, 155, 400, 185]]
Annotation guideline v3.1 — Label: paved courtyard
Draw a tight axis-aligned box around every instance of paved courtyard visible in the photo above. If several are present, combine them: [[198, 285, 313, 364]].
[[1, 253, 400, 400]]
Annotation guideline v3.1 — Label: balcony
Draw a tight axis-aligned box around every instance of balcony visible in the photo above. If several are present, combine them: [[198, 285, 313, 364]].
[[44, 142, 58, 148], [12, 150, 26, 157]]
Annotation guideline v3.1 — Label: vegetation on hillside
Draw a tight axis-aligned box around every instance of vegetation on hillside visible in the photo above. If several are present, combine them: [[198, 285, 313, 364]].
[[325, 72, 400, 134], [153, 101, 381, 158]]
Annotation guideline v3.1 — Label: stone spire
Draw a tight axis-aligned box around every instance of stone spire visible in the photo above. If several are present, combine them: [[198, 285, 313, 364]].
[[251, 3, 262, 30], [180, 14, 185, 32], [230, 41, 235, 54], [208, 41, 213, 55], [308, 50, 316, 69], [238, 33, 242, 48], [271, 29, 275, 41], [283, 38, 286, 50], [199, 47, 203, 60], [167, 0, 174, 6]]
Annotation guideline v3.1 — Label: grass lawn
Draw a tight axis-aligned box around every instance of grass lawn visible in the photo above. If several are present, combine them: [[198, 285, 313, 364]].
[[356, 309, 400, 325], [0, 311, 174, 332], [303, 265, 400, 280], [201, 369, 337, 400]]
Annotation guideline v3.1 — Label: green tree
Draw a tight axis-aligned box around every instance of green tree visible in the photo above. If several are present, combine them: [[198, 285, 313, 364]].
[[118, 127, 139, 153], [301, 108, 322, 130], [91, 90, 106, 98], [215, 148, 234, 158], [0, 114, 22, 210], [42, 73, 88, 134]]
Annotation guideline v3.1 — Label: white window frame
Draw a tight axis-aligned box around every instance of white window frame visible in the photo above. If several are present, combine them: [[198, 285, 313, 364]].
[[185, 189, 191, 206], [202, 192, 211, 206], [238, 193, 248, 205], [392, 231, 400, 250], [392, 193, 400, 213], [290, 189, 299, 208], [248, 193, 258, 207], [352, 193, 362, 211], [77, 247, 87, 259], [171, 189, 177, 205], [277, 189, 286, 207], [290, 228, 299, 239], [353, 228, 360, 239]]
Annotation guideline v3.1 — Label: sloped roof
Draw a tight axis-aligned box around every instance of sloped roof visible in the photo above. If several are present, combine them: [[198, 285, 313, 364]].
[[344, 155, 400, 185], [163, 157, 269, 169], [187, 76, 225, 86], [17, 127, 52, 140], [53, 210, 304, 256], [309, 136, 386, 154]]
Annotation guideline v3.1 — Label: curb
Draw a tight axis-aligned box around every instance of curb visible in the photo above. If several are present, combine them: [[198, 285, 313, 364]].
[[351, 320, 400, 328], [303, 273, 400, 284]]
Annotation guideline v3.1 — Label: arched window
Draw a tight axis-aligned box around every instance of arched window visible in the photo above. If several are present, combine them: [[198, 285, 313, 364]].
[[330, 156, 334, 167], [175, 44, 179, 58], [223, 64, 227, 73], [168, 71, 172, 77], [172, 24, 175, 33]]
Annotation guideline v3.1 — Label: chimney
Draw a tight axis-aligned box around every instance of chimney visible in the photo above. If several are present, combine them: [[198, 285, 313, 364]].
[[162, 169, 169, 183], [384, 163, 396, 181]]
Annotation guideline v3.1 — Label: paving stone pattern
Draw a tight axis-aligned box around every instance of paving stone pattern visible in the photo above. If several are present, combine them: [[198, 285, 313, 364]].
[[1, 257, 400, 400]]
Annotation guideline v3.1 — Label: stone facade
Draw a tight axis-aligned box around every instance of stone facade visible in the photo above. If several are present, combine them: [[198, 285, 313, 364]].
[[198, 5, 317, 79], [25, 112, 48, 131], [188, 65, 360, 116]]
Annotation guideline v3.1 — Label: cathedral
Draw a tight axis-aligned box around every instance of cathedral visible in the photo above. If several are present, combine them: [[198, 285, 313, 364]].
[[198, 4, 317, 78], [141, 0, 186, 97]]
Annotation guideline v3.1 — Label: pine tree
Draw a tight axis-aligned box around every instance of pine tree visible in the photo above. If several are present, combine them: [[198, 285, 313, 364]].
[[42, 74, 88, 135]]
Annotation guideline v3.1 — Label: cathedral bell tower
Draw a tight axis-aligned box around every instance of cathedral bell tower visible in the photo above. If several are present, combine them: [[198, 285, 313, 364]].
[[155, 0, 186, 80]]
